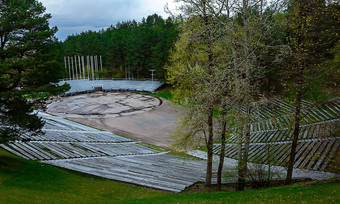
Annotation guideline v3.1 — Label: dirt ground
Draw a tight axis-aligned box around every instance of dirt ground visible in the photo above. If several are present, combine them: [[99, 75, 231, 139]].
[[47, 93, 183, 149]]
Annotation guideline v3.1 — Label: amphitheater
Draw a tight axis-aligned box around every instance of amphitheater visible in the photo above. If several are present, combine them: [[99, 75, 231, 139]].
[[1, 79, 339, 192]]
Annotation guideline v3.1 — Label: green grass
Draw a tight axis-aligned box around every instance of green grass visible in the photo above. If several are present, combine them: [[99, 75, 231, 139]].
[[1, 148, 339, 203], [139, 142, 166, 152], [151, 89, 173, 101], [23, 92, 52, 99]]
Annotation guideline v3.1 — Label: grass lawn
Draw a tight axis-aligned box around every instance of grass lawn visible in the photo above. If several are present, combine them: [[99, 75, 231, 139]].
[[1, 148, 339, 203], [151, 88, 173, 101]]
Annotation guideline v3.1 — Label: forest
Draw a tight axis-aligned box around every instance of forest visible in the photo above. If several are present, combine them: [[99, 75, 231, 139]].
[[62, 14, 179, 79], [62, 3, 339, 99]]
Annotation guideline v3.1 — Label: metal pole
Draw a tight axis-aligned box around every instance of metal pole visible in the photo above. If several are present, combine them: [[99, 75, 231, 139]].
[[95, 56, 98, 79], [71, 57, 74, 80], [78, 55, 81, 79], [87, 56, 90, 79], [91, 56, 94, 80], [82, 56, 85, 79], [94, 56, 97, 72], [76, 56, 79, 79], [100, 55, 103, 73], [68, 56, 71, 80], [74, 55, 78, 79], [149, 69, 155, 84]]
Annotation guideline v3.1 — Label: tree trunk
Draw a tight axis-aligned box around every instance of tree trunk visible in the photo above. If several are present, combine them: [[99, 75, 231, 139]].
[[237, 107, 245, 190], [217, 107, 228, 190], [285, 78, 303, 185], [205, 107, 214, 186], [242, 104, 251, 187], [286, 0, 306, 184]]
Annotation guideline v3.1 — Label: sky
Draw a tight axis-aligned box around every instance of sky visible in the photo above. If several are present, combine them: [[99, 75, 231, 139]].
[[39, 0, 179, 41]]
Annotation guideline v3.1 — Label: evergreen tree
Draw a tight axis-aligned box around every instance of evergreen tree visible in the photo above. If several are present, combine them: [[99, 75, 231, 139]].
[[62, 14, 178, 79], [0, 0, 68, 143]]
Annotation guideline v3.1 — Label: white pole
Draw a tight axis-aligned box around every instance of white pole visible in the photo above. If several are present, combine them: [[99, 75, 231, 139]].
[[76, 56, 79, 79], [91, 56, 94, 80], [149, 69, 155, 84], [71, 57, 74, 80], [74, 55, 78, 79], [94, 56, 97, 72], [87, 56, 90, 79], [100, 55, 103, 73], [68, 57, 71, 80], [82, 56, 85, 79], [78, 55, 81, 79], [94, 56, 97, 79]]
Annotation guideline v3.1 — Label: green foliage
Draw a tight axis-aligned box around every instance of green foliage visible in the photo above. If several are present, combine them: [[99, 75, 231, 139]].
[[281, 0, 340, 102], [0, 0, 69, 143], [63, 14, 179, 79]]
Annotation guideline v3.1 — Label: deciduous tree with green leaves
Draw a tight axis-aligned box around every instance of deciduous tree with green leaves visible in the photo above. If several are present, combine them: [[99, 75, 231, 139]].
[[167, 0, 235, 187], [284, 0, 340, 185]]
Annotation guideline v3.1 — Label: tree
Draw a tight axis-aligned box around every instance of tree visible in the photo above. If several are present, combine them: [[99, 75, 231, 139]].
[[0, 0, 68, 143], [284, 0, 340, 185], [212, 0, 286, 190], [167, 0, 285, 190], [167, 0, 234, 187]]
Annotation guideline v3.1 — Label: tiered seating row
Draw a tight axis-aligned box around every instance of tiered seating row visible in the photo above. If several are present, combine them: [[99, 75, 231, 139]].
[[213, 138, 339, 171], [251, 98, 340, 132], [20, 130, 131, 143], [1, 142, 157, 160], [214, 97, 339, 172], [0, 112, 209, 192], [44, 153, 206, 192], [225, 120, 339, 144], [39, 112, 100, 132], [249, 98, 295, 122]]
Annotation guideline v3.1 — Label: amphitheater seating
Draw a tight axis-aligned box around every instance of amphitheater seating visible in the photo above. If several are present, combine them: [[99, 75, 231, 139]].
[[0, 112, 207, 192], [58, 79, 164, 95], [213, 97, 340, 172]]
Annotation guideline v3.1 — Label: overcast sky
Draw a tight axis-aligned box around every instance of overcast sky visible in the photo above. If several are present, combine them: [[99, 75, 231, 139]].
[[39, 0, 179, 41]]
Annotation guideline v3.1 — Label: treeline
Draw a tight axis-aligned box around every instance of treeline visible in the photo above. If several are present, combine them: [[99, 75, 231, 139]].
[[63, 14, 179, 79]]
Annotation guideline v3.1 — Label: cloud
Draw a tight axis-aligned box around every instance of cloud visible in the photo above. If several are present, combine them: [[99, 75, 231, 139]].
[[39, 0, 177, 41]]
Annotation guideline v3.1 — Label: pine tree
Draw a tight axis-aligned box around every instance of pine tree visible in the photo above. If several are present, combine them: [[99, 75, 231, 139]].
[[0, 0, 68, 143]]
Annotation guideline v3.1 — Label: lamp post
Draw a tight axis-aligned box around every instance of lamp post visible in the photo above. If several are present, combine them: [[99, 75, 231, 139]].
[[149, 69, 155, 84]]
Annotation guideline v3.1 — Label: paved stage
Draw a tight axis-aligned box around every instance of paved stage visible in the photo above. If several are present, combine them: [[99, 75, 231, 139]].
[[47, 92, 180, 148]]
